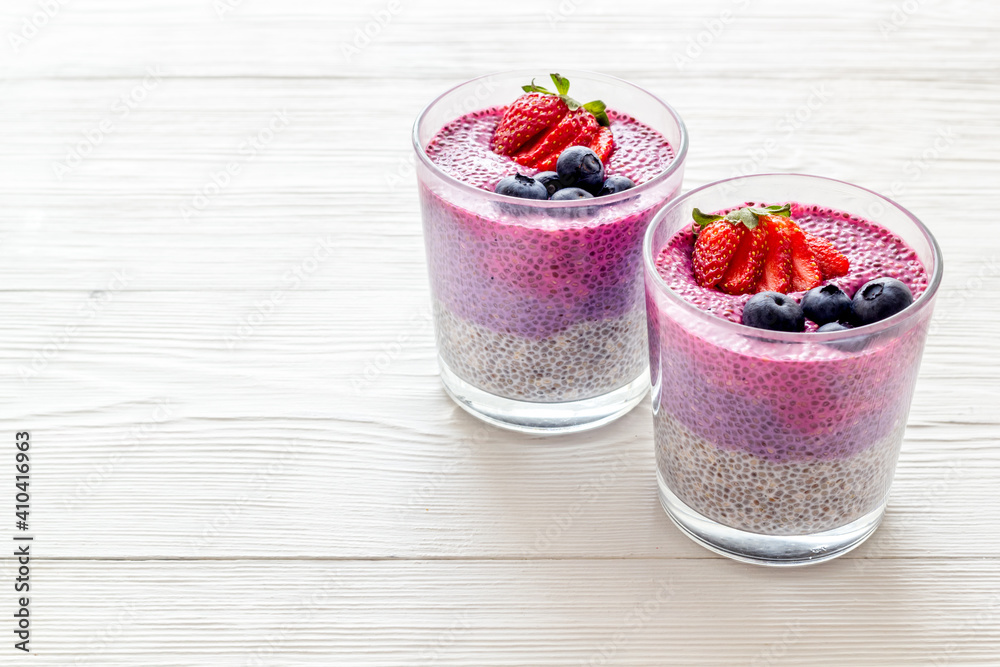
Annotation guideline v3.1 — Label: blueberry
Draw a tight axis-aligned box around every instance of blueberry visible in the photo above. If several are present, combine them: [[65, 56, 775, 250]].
[[533, 171, 563, 197], [556, 146, 605, 194], [817, 321, 868, 353], [851, 277, 913, 325], [801, 284, 853, 325], [598, 175, 635, 196], [741, 292, 805, 332], [494, 174, 548, 200], [549, 187, 594, 201]]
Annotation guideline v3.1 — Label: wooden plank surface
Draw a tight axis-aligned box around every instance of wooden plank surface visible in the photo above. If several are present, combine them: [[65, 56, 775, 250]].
[[0, 559, 997, 666], [0, 290, 996, 562], [1, 0, 999, 663]]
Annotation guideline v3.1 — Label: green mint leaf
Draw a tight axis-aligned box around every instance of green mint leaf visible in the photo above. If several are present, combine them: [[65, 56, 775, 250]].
[[695, 203, 793, 232], [550, 73, 571, 96], [692, 208, 724, 228], [725, 208, 759, 229], [746, 204, 792, 218], [562, 95, 581, 111], [522, 79, 554, 95], [583, 100, 610, 126]]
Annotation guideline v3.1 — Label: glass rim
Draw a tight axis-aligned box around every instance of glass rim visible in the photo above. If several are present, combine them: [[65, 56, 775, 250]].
[[411, 68, 689, 209], [642, 173, 944, 343]]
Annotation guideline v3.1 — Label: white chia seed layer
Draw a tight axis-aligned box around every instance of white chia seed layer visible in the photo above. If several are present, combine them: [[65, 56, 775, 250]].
[[435, 301, 648, 403], [655, 411, 903, 535]]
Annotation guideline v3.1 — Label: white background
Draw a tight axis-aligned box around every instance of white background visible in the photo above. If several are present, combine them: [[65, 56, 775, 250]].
[[1, 0, 999, 664]]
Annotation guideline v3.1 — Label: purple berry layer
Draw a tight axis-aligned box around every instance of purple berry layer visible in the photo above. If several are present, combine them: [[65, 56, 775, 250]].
[[421, 109, 677, 341], [649, 204, 931, 463], [421, 193, 654, 340], [648, 290, 929, 462]]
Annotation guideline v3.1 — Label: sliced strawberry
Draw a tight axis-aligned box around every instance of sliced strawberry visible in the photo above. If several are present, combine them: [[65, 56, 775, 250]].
[[492, 73, 612, 168], [718, 224, 767, 295], [803, 232, 850, 279], [511, 111, 583, 169], [689, 204, 798, 295], [788, 224, 823, 292], [693, 220, 743, 288], [589, 125, 615, 164], [756, 215, 793, 293], [492, 92, 568, 156], [513, 109, 600, 170]]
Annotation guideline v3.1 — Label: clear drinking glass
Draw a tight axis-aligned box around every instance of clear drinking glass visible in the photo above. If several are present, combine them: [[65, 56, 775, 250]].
[[643, 174, 943, 565], [414, 70, 687, 433]]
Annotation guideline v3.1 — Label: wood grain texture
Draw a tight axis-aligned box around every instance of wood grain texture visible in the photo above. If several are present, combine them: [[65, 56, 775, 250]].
[[0, 559, 997, 666], [0, 290, 997, 561], [1, 0, 999, 663], [0, 74, 998, 291]]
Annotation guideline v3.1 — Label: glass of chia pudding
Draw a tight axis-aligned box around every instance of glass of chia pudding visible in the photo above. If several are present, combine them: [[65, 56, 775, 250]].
[[644, 174, 942, 565], [414, 70, 687, 433]]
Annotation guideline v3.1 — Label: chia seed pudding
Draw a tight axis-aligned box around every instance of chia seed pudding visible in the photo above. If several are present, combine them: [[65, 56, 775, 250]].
[[648, 202, 933, 535], [420, 106, 681, 403]]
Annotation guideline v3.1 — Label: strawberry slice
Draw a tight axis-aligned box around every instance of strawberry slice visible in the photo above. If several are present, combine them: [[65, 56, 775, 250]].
[[788, 224, 823, 292], [491, 73, 611, 168], [492, 93, 568, 156], [756, 215, 793, 293], [690, 204, 793, 295], [803, 232, 850, 279], [693, 220, 743, 288], [589, 125, 615, 164], [514, 109, 600, 170], [718, 224, 767, 294]]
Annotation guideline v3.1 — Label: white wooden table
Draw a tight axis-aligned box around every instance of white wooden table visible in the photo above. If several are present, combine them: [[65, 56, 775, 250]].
[[2, 0, 999, 664]]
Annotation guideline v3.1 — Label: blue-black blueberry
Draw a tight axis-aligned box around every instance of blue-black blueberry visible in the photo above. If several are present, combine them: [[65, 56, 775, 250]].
[[741, 291, 806, 332], [533, 171, 564, 197], [817, 321, 869, 353], [556, 146, 605, 195], [801, 284, 853, 325], [494, 174, 548, 200], [851, 277, 913, 325], [549, 187, 594, 201], [598, 175, 635, 196]]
